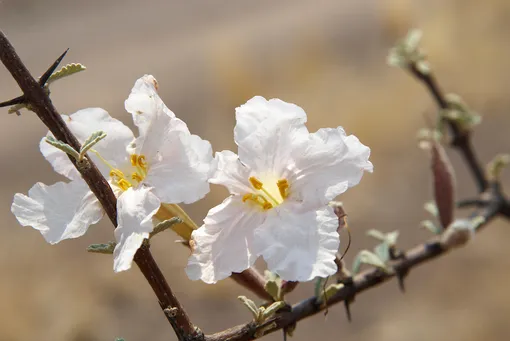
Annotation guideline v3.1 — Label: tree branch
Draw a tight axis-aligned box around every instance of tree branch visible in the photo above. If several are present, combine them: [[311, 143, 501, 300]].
[[409, 64, 489, 193], [0, 30, 200, 340], [205, 182, 509, 341]]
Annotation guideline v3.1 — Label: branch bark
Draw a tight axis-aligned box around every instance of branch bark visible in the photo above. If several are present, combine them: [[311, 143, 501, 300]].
[[0, 30, 199, 340]]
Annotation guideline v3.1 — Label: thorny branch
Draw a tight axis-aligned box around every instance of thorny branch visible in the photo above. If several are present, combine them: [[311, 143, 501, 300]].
[[203, 44, 510, 341], [0, 30, 201, 340], [1, 28, 510, 341]]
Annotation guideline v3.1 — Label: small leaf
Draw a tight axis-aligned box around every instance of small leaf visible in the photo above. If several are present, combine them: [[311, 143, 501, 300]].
[[352, 250, 389, 274], [424, 201, 439, 218], [320, 283, 344, 303], [420, 220, 442, 235], [45, 136, 80, 161], [264, 270, 282, 301], [366, 229, 386, 241], [374, 242, 390, 263], [47, 63, 86, 85], [238, 296, 260, 321], [80, 131, 107, 160], [87, 242, 116, 254], [115, 338, 125, 341], [261, 301, 286, 320], [385, 231, 399, 246], [314, 277, 328, 299], [487, 154, 510, 181], [150, 217, 183, 238]]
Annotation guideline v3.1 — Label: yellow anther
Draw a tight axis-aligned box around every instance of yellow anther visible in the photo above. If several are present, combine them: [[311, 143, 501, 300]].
[[131, 172, 143, 183], [117, 179, 132, 191], [249, 176, 264, 190], [242, 193, 273, 210], [277, 179, 289, 199], [110, 169, 127, 180]]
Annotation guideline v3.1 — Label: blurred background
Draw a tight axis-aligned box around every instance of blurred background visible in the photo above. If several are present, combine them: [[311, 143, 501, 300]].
[[1, 0, 510, 340]]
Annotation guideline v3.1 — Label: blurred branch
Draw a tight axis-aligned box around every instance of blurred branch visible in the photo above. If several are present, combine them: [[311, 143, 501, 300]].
[[408, 64, 489, 193], [0, 30, 200, 341], [206, 181, 509, 341]]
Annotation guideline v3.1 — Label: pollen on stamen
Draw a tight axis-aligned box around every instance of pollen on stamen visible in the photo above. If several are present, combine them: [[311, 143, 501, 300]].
[[277, 179, 289, 199], [249, 176, 264, 190]]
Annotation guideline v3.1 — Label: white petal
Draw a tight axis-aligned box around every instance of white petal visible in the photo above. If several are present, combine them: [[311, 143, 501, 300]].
[[124, 75, 176, 136], [186, 196, 264, 283], [288, 127, 373, 210], [11, 180, 104, 244], [141, 117, 215, 204], [235, 96, 307, 145], [236, 119, 308, 177], [254, 205, 339, 281], [113, 187, 161, 272], [40, 108, 134, 179], [209, 150, 252, 195]]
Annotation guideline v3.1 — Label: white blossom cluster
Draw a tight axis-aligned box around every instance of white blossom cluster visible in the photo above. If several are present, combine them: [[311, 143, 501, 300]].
[[11, 75, 372, 283]]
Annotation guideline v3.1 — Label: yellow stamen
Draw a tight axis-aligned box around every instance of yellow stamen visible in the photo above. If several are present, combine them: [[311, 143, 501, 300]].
[[249, 176, 263, 190], [131, 172, 143, 183], [277, 179, 289, 199], [131, 154, 148, 177], [242, 193, 273, 210]]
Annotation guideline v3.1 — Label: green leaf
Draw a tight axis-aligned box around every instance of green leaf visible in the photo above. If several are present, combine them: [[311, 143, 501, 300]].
[[366, 229, 386, 241], [424, 201, 439, 217], [238, 296, 260, 321], [352, 250, 389, 274], [314, 277, 328, 298], [374, 242, 390, 263], [150, 217, 183, 238], [45, 136, 80, 161], [264, 270, 282, 301], [87, 242, 116, 254], [317, 283, 345, 304], [47, 63, 86, 85], [261, 301, 286, 320], [420, 220, 442, 235], [80, 131, 107, 160]]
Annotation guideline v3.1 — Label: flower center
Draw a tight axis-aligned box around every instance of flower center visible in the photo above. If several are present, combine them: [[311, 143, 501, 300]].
[[242, 176, 289, 210], [92, 150, 148, 192]]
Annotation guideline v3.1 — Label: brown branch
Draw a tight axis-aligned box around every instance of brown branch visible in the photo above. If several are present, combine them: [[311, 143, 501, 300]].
[[409, 64, 489, 193], [206, 184, 508, 341], [0, 30, 200, 340]]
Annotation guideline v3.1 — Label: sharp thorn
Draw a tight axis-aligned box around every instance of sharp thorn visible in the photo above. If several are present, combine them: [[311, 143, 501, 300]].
[[39, 48, 70, 85], [397, 274, 406, 293], [344, 300, 352, 322], [0, 95, 25, 108]]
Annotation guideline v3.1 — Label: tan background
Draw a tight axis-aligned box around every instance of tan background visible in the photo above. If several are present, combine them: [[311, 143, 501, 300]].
[[1, 0, 510, 340]]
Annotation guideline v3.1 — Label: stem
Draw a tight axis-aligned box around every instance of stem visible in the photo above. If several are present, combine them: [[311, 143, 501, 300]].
[[409, 64, 489, 193], [0, 30, 200, 340]]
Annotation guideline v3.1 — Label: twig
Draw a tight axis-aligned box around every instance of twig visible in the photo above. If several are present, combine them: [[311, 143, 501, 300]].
[[408, 64, 489, 193], [0, 30, 200, 340], [205, 184, 508, 341]]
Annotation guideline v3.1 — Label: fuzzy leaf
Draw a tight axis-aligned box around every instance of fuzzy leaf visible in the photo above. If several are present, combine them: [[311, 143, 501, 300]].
[[424, 201, 439, 218], [80, 131, 107, 159], [420, 220, 442, 235], [87, 242, 116, 254], [366, 229, 386, 241], [374, 242, 390, 263], [261, 301, 286, 320], [238, 296, 260, 321], [45, 136, 80, 161], [320, 283, 344, 303], [264, 270, 282, 301], [314, 277, 328, 299], [352, 250, 389, 274]]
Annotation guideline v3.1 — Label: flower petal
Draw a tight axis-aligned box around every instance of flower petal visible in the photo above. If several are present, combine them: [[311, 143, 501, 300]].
[[209, 150, 252, 195], [186, 196, 264, 283], [254, 205, 339, 281], [288, 126, 373, 210], [124, 75, 176, 137], [140, 116, 215, 204], [11, 180, 104, 244], [235, 96, 307, 145], [236, 119, 308, 177], [40, 107, 134, 179], [113, 186, 161, 272]]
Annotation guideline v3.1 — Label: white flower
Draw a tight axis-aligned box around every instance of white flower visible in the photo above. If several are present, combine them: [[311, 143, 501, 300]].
[[12, 75, 214, 272], [186, 96, 373, 283]]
